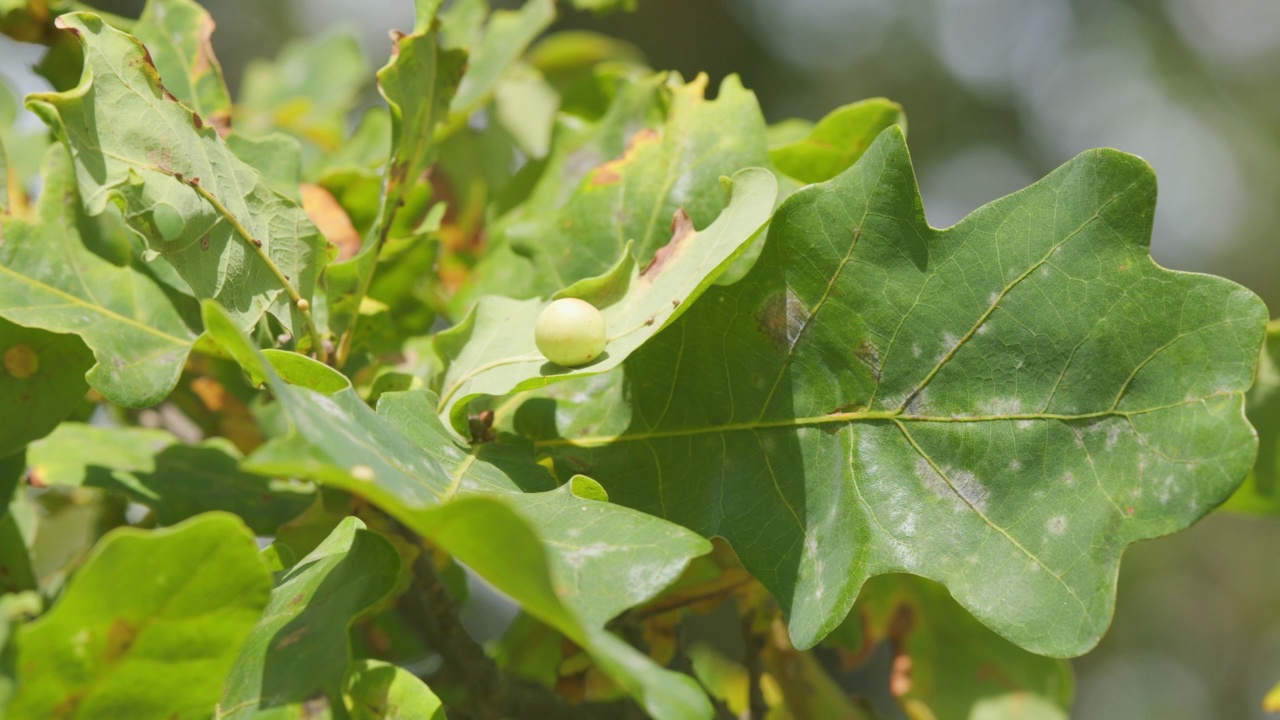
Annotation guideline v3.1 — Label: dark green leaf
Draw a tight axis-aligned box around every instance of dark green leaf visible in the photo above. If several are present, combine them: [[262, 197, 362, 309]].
[[219, 517, 401, 719], [536, 127, 1267, 656], [0, 318, 91, 457], [0, 146, 195, 407], [9, 513, 272, 720]]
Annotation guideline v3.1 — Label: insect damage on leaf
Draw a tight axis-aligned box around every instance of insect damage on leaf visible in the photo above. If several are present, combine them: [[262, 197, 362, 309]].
[[640, 208, 696, 282], [590, 128, 659, 186]]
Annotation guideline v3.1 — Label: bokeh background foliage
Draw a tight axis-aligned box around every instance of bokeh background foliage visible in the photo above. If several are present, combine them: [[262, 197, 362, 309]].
[[0, 0, 1278, 718]]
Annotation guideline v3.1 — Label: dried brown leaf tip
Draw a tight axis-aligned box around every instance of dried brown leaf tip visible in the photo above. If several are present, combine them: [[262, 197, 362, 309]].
[[640, 208, 696, 281], [591, 128, 659, 186]]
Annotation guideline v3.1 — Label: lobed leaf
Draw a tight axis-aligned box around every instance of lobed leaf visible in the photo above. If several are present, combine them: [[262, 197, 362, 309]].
[[535, 126, 1267, 656], [436, 166, 778, 434], [27, 13, 332, 339], [0, 146, 195, 407], [769, 98, 905, 185], [131, 0, 232, 134], [9, 513, 272, 720]]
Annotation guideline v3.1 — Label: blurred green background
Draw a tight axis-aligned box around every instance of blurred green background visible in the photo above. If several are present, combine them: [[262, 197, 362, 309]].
[[3, 0, 1279, 717]]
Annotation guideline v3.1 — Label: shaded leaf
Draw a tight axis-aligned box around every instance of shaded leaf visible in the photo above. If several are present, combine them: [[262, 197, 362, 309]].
[[769, 98, 905, 185], [28, 423, 315, 535], [0, 146, 195, 407], [202, 302, 713, 720], [132, 0, 232, 134], [219, 517, 400, 719], [28, 13, 331, 339], [1225, 319, 1280, 513], [345, 659, 446, 720], [9, 513, 272, 720], [536, 127, 1267, 656], [436, 166, 777, 434], [0, 319, 91, 457], [827, 574, 1071, 718]]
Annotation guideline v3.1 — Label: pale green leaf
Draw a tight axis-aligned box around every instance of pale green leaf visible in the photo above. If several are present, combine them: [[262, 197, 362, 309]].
[[132, 0, 232, 131], [447, 0, 555, 117], [345, 659, 446, 720], [436, 166, 777, 434], [769, 98, 905, 184], [535, 127, 1267, 656], [9, 513, 273, 720], [219, 517, 400, 719], [27, 13, 331, 338], [0, 146, 195, 407]]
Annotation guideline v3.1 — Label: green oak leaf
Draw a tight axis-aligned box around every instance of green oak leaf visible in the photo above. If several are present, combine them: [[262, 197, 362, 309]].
[[28, 423, 314, 535], [0, 319, 91, 457], [27, 13, 332, 339], [1224, 319, 1280, 513], [9, 512, 272, 720], [202, 301, 714, 720], [237, 31, 369, 154], [469, 73, 773, 305], [328, 7, 465, 352], [132, 0, 232, 133], [436, 166, 776, 434], [769, 98, 905, 185], [446, 0, 555, 120], [219, 516, 400, 719], [344, 659, 446, 720], [534, 126, 1267, 656], [0, 146, 195, 407], [826, 574, 1071, 718]]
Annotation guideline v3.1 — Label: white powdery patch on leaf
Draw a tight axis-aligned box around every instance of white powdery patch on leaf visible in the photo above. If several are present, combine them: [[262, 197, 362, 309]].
[[915, 458, 990, 513]]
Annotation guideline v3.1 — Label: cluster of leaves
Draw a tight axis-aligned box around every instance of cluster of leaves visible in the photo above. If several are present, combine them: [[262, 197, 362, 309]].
[[0, 0, 1274, 717]]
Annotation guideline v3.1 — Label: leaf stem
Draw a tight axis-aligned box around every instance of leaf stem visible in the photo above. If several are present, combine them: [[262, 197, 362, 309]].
[[182, 176, 327, 363]]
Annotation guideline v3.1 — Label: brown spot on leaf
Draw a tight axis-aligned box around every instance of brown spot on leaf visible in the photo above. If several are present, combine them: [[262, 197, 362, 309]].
[[855, 340, 881, 382], [191, 112, 204, 130], [640, 208, 696, 281], [275, 625, 309, 650], [300, 184, 360, 261], [105, 619, 137, 662], [590, 128, 659, 186], [757, 289, 807, 348]]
